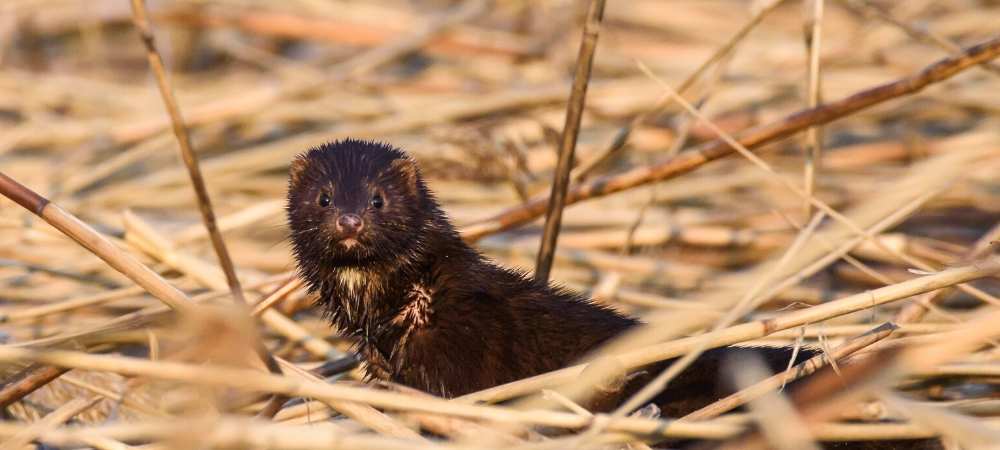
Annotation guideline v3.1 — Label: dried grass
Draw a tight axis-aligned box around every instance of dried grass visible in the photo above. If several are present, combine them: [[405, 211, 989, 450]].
[[0, 0, 998, 448]]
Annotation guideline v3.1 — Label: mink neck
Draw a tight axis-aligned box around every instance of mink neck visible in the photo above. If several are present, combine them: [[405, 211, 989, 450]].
[[308, 209, 473, 343]]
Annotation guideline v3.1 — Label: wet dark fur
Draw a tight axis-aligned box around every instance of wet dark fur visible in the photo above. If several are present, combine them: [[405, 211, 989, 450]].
[[287, 139, 940, 449]]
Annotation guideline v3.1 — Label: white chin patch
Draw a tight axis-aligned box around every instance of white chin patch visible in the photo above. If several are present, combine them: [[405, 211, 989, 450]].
[[340, 238, 359, 249]]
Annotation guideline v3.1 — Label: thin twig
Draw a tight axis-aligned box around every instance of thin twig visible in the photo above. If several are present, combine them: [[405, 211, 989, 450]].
[[802, 0, 824, 217], [0, 364, 69, 409], [535, 0, 606, 282], [128, 0, 286, 415], [128, 0, 246, 307]]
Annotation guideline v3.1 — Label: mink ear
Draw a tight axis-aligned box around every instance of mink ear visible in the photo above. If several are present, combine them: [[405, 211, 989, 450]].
[[390, 157, 420, 193], [289, 155, 309, 185]]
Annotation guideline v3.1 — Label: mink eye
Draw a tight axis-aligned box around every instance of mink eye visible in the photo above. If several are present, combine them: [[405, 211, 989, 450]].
[[371, 194, 384, 209], [318, 193, 331, 208]]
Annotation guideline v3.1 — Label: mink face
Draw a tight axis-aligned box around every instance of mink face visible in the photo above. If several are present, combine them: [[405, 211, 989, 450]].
[[286, 139, 430, 269]]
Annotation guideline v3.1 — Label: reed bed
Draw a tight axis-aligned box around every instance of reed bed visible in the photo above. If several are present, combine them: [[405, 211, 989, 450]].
[[1, 0, 998, 448]]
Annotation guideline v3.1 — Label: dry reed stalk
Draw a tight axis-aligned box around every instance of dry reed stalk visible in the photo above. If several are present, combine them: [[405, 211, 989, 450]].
[[764, 323, 951, 339], [92, 116, 262, 436], [802, 0, 824, 218], [128, 0, 247, 308], [461, 34, 1000, 241], [0, 364, 69, 409], [0, 173, 196, 313], [535, 0, 606, 282]]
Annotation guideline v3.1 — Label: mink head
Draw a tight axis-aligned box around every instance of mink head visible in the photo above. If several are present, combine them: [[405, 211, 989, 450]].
[[286, 139, 430, 268]]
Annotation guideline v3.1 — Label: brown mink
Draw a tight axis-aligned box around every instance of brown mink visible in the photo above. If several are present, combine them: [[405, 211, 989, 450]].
[[286, 139, 940, 449]]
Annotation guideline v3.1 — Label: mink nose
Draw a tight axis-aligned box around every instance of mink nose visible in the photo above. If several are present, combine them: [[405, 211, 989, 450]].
[[336, 214, 364, 235]]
